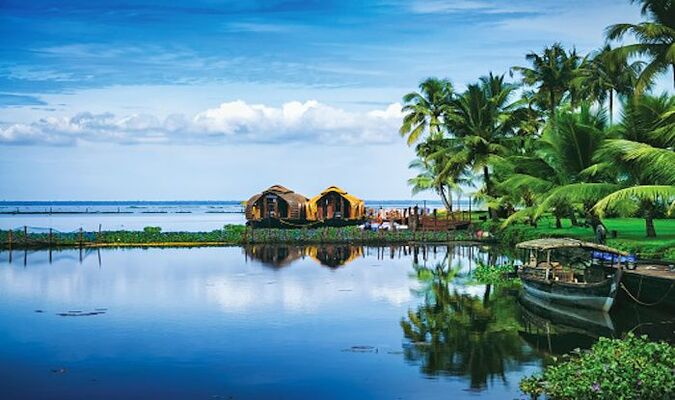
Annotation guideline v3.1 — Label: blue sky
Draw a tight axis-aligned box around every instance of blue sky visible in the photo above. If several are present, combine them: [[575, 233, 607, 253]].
[[0, 0, 650, 200]]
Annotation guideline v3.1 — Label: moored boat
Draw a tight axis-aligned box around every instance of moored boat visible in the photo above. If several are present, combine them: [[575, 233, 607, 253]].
[[516, 238, 629, 312]]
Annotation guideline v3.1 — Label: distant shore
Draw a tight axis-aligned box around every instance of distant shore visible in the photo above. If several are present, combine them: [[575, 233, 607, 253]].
[[1, 220, 673, 262]]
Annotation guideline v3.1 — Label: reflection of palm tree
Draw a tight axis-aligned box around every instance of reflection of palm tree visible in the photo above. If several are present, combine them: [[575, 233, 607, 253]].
[[401, 259, 534, 390]]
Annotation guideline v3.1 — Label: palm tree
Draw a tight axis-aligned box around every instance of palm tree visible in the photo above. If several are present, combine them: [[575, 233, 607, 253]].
[[606, 0, 675, 93], [408, 156, 455, 212], [445, 73, 522, 219], [592, 94, 675, 237], [512, 43, 583, 118], [400, 78, 454, 145], [501, 104, 617, 228], [576, 45, 643, 123]]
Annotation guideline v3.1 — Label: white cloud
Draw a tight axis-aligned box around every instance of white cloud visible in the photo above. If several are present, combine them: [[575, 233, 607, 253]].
[[0, 100, 403, 146]]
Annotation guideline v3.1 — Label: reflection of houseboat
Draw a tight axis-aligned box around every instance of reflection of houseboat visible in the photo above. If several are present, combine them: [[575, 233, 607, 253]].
[[516, 239, 628, 312], [244, 245, 304, 267], [307, 186, 366, 226], [245, 185, 309, 228], [307, 245, 363, 268]]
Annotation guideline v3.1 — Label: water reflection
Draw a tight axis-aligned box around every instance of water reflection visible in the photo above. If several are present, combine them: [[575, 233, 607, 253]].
[[401, 259, 536, 390], [244, 244, 364, 268], [0, 244, 672, 399]]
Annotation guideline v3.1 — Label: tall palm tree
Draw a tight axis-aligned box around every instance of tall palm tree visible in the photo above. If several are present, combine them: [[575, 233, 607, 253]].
[[592, 94, 675, 237], [408, 156, 455, 212], [501, 104, 616, 228], [445, 73, 522, 219], [512, 43, 583, 118], [577, 45, 643, 123], [400, 78, 454, 145], [606, 0, 675, 93]]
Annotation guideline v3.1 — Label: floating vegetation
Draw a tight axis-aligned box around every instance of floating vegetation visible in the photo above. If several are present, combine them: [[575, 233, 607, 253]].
[[343, 345, 377, 353], [57, 309, 106, 317]]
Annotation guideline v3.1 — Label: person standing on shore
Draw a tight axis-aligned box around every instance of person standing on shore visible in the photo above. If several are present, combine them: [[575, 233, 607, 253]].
[[595, 224, 607, 245]]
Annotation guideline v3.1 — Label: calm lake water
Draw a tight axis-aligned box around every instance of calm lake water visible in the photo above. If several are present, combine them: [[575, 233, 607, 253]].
[[0, 200, 456, 232], [0, 244, 672, 399]]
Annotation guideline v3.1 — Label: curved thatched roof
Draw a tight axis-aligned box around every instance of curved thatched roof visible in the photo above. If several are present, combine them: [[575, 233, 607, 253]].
[[307, 185, 365, 220], [516, 238, 628, 255], [245, 185, 309, 220]]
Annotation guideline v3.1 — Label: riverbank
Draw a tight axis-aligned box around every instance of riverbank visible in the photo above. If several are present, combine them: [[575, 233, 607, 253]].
[[2, 218, 673, 261], [0, 225, 473, 249], [483, 217, 675, 261]]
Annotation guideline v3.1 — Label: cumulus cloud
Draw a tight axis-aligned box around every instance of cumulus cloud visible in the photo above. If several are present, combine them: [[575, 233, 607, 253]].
[[0, 100, 403, 146]]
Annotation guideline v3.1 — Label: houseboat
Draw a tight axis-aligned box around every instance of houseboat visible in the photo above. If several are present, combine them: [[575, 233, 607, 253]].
[[244, 185, 309, 228], [307, 186, 366, 226], [516, 238, 630, 312]]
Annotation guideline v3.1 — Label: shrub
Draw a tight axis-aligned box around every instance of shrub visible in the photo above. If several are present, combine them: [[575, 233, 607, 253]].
[[520, 334, 675, 399], [143, 226, 162, 234]]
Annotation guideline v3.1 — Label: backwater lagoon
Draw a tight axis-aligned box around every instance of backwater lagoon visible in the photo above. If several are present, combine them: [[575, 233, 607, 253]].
[[0, 245, 672, 399]]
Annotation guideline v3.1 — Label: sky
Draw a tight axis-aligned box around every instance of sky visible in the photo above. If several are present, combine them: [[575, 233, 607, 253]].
[[0, 0, 652, 200]]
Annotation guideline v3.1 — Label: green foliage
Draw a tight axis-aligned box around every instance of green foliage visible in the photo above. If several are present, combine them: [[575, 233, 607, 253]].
[[470, 263, 518, 285], [520, 334, 675, 399], [143, 226, 162, 234]]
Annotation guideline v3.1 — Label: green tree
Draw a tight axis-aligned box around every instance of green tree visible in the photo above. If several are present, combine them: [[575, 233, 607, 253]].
[[446, 73, 522, 219], [592, 94, 675, 237], [576, 45, 643, 123], [400, 78, 454, 145], [606, 0, 675, 92], [512, 43, 583, 118]]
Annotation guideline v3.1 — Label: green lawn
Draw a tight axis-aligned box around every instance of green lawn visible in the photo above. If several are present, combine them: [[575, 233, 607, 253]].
[[498, 217, 675, 261]]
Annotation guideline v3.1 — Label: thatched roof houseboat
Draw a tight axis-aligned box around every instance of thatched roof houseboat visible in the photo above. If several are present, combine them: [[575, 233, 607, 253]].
[[307, 186, 365, 225], [245, 185, 309, 227]]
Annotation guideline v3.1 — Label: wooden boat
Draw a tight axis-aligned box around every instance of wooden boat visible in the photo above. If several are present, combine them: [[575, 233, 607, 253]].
[[516, 238, 629, 312]]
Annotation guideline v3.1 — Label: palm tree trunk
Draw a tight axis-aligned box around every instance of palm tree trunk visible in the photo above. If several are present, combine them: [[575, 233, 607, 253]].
[[645, 201, 656, 238], [569, 212, 579, 226], [549, 90, 556, 119], [437, 184, 453, 213], [608, 89, 613, 125], [482, 166, 494, 219]]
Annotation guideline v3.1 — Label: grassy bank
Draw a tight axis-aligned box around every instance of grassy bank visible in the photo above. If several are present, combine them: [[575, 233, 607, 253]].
[[484, 217, 675, 261], [2, 217, 672, 261], [0, 225, 472, 249]]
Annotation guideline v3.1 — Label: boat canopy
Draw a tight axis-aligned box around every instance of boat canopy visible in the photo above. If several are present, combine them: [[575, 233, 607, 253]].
[[516, 238, 628, 256], [307, 186, 365, 221]]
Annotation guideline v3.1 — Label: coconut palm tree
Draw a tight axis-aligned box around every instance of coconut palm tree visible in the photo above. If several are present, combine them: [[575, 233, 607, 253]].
[[445, 73, 522, 219], [400, 78, 454, 145], [606, 0, 675, 93], [408, 156, 455, 212], [511, 43, 583, 118], [576, 45, 643, 123], [591, 94, 675, 237], [501, 104, 617, 228]]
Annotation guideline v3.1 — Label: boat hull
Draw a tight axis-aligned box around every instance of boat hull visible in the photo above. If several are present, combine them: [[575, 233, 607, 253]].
[[519, 269, 622, 312]]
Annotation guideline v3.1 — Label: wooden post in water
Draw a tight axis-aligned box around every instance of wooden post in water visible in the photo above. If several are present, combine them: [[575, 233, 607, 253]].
[[49, 228, 53, 247], [79, 227, 83, 247], [8, 229, 12, 250], [24, 226, 27, 245]]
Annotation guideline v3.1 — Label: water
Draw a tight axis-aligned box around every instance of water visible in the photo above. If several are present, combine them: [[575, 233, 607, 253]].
[[0, 245, 671, 399], [0, 200, 471, 232]]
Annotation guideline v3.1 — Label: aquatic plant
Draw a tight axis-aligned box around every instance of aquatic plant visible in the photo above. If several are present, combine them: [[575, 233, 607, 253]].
[[520, 333, 675, 399], [470, 262, 517, 285]]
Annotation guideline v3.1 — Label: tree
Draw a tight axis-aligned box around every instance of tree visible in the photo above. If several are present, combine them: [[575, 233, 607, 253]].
[[501, 104, 616, 228], [576, 45, 643, 123], [445, 73, 522, 219], [606, 0, 675, 93], [400, 78, 454, 145], [591, 94, 675, 237], [511, 43, 583, 118]]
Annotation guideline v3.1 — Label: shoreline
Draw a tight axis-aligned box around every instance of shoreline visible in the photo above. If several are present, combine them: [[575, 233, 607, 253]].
[[1, 223, 672, 262]]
